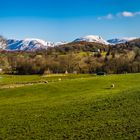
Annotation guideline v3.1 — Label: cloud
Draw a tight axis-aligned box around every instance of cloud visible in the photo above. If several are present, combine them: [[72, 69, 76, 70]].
[[106, 14, 114, 19], [98, 11, 140, 20], [98, 14, 114, 20], [118, 11, 140, 17], [121, 11, 134, 17]]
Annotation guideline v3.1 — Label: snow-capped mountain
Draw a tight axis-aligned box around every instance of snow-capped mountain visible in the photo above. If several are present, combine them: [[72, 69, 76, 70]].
[[54, 41, 68, 46], [107, 37, 137, 45], [6, 38, 55, 51], [1, 36, 139, 51], [73, 35, 109, 45]]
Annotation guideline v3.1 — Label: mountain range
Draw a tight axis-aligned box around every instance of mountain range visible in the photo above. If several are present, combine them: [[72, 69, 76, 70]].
[[1, 35, 139, 51]]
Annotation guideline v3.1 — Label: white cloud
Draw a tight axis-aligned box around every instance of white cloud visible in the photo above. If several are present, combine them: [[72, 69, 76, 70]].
[[118, 11, 140, 17], [98, 11, 140, 20], [121, 11, 134, 17], [98, 14, 113, 20]]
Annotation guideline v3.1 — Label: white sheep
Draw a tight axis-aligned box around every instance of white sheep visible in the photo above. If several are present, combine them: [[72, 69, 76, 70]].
[[58, 78, 62, 81], [111, 84, 115, 88]]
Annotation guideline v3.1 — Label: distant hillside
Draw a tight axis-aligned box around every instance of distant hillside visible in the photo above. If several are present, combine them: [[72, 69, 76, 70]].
[[1, 38, 140, 74], [47, 41, 109, 55], [112, 38, 140, 50], [47, 38, 140, 55], [0, 35, 139, 51], [108, 37, 137, 45]]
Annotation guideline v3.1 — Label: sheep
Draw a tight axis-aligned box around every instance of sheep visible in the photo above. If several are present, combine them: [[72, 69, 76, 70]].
[[111, 84, 115, 88], [58, 78, 62, 81], [44, 81, 49, 84]]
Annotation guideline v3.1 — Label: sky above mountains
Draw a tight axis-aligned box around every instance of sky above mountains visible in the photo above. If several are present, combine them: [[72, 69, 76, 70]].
[[0, 0, 140, 42]]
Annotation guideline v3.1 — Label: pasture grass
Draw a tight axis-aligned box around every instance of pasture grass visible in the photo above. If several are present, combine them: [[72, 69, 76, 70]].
[[0, 73, 140, 139]]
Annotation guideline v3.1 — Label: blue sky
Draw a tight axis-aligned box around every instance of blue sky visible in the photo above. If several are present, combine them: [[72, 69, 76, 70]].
[[0, 0, 140, 42]]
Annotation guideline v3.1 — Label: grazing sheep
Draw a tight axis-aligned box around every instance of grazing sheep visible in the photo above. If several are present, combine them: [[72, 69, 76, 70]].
[[58, 78, 62, 81], [111, 84, 115, 88], [45, 81, 49, 84]]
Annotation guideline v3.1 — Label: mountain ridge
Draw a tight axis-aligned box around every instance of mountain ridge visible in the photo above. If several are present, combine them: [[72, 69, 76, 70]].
[[0, 35, 139, 51], [73, 35, 109, 45], [107, 37, 137, 45]]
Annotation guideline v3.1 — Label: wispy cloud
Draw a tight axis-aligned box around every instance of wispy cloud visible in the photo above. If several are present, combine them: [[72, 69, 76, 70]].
[[98, 11, 140, 20], [98, 14, 114, 20]]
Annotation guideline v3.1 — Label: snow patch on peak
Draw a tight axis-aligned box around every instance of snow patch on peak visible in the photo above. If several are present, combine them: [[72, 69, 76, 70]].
[[24, 38, 48, 46], [107, 37, 137, 45], [6, 38, 55, 51], [54, 41, 68, 46], [73, 35, 109, 45]]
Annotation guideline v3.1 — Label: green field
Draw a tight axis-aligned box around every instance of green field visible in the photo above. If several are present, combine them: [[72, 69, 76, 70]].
[[0, 74, 140, 139]]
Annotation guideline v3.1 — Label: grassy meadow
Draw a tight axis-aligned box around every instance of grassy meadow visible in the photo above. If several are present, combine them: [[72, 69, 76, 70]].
[[0, 74, 140, 139]]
